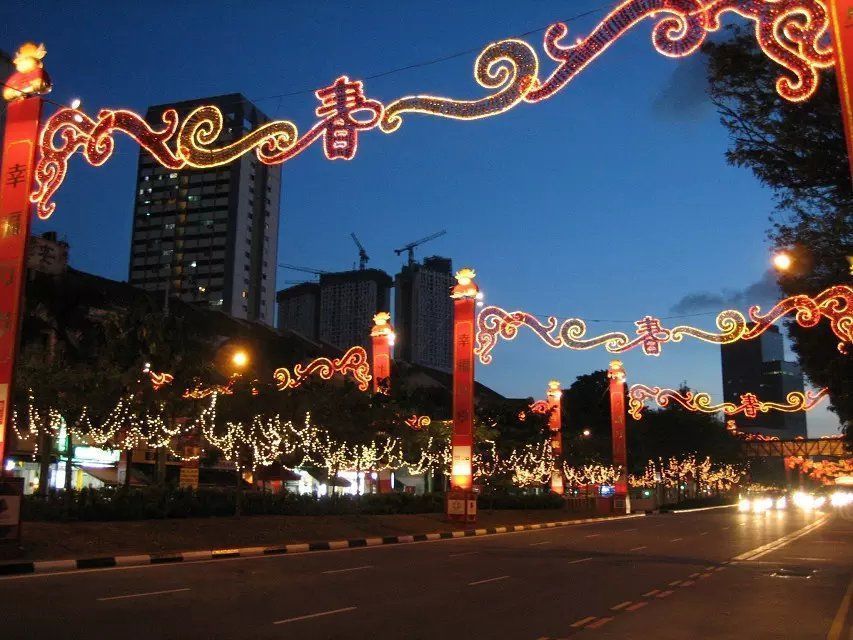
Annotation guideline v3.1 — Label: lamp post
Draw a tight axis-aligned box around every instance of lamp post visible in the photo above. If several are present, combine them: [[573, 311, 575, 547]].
[[446, 268, 478, 522], [371, 312, 394, 492], [607, 360, 630, 514]]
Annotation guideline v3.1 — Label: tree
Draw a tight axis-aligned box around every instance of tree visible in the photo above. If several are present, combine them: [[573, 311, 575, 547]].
[[563, 370, 614, 464], [704, 26, 853, 433]]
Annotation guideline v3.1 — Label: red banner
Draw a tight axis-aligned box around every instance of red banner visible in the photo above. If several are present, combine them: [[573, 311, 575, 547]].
[[0, 96, 43, 468], [371, 335, 391, 394], [830, 0, 853, 178], [451, 303, 475, 490]]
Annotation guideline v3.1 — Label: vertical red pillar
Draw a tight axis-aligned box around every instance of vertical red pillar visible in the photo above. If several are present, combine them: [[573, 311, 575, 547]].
[[607, 360, 629, 513], [370, 312, 394, 493], [446, 269, 478, 522], [547, 380, 564, 494], [829, 0, 853, 180], [0, 44, 50, 471]]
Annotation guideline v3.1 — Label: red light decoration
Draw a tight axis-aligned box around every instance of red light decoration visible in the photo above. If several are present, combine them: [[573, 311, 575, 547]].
[[147, 370, 174, 391], [30, 1, 833, 219], [629, 385, 829, 420], [182, 378, 236, 400], [273, 346, 371, 392], [404, 415, 432, 430], [529, 400, 550, 415], [475, 285, 853, 364]]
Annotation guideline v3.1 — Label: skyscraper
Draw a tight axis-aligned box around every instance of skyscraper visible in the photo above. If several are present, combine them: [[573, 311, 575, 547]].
[[317, 269, 392, 350], [394, 256, 453, 372], [128, 94, 281, 325], [720, 326, 808, 438], [276, 282, 320, 341]]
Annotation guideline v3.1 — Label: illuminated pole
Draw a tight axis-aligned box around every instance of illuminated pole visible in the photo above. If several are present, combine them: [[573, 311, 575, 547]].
[[546, 380, 564, 494], [0, 44, 51, 472], [828, 1, 853, 180], [370, 312, 394, 493], [447, 269, 478, 520], [607, 360, 629, 513]]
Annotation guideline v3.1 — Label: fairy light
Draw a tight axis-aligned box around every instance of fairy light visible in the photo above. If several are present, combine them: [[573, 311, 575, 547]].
[[786, 455, 853, 485], [476, 284, 853, 364], [629, 385, 829, 420], [273, 346, 372, 392]]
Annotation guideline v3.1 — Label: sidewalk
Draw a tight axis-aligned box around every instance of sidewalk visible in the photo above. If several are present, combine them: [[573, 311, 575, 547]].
[[1, 508, 608, 564]]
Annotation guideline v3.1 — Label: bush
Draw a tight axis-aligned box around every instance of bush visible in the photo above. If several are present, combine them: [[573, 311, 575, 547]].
[[22, 487, 569, 521]]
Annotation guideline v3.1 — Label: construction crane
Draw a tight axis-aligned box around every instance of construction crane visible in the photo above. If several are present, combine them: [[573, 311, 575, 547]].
[[394, 229, 447, 266], [278, 263, 329, 278], [350, 233, 369, 270]]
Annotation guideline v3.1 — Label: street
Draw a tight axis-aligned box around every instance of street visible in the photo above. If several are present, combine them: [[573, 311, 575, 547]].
[[1, 507, 849, 639]]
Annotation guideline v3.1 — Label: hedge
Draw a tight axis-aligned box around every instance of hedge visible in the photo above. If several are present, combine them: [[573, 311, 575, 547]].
[[22, 487, 570, 521]]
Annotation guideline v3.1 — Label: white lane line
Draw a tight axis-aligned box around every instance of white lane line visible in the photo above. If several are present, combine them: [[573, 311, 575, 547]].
[[468, 575, 510, 586], [530, 541, 551, 546], [623, 528, 638, 532], [570, 616, 597, 628], [568, 557, 594, 564], [610, 601, 633, 611], [670, 538, 683, 542], [700, 531, 709, 536], [722, 527, 730, 531], [273, 606, 357, 625], [585, 533, 601, 538], [321, 565, 373, 575], [827, 574, 853, 640], [642, 589, 660, 597], [630, 545, 647, 551], [733, 515, 830, 561], [449, 551, 479, 557], [97, 588, 190, 602]]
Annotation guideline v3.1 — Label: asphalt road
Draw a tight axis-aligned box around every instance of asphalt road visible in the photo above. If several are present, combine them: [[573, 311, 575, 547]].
[[1, 507, 850, 639]]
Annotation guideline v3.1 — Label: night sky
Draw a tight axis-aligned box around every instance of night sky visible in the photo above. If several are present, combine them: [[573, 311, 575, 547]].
[[1, 0, 840, 434]]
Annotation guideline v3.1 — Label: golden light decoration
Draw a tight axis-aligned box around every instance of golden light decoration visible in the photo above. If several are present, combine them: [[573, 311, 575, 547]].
[[785, 455, 853, 484], [30, 1, 833, 219], [404, 415, 432, 430], [273, 346, 372, 392], [628, 384, 829, 420], [475, 284, 853, 364]]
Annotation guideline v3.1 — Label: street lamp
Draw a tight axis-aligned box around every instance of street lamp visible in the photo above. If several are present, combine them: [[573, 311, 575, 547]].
[[231, 350, 249, 370], [772, 251, 792, 272], [582, 429, 591, 437]]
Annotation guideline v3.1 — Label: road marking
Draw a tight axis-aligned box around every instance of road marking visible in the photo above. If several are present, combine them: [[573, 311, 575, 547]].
[[322, 565, 373, 575], [630, 545, 647, 551], [586, 617, 613, 629], [668, 580, 682, 586], [699, 572, 712, 579], [642, 589, 660, 597], [568, 557, 594, 564], [468, 575, 510, 586], [704, 566, 715, 570], [97, 588, 190, 602], [827, 574, 853, 640], [654, 523, 665, 527], [783, 556, 831, 562], [585, 534, 601, 538], [734, 515, 830, 561], [681, 580, 695, 587], [449, 551, 479, 557], [722, 527, 730, 531], [713, 567, 725, 572], [656, 590, 674, 598], [570, 616, 597, 628], [273, 606, 357, 625], [623, 528, 637, 532], [689, 572, 701, 578], [626, 601, 649, 612], [530, 541, 551, 546], [700, 531, 709, 536], [670, 537, 683, 542], [610, 601, 633, 611]]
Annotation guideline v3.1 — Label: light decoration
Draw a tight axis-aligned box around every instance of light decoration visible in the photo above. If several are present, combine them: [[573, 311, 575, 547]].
[[786, 455, 853, 485], [273, 346, 371, 392], [628, 455, 742, 491], [141, 363, 174, 391], [404, 415, 432, 430], [726, 419, 781, 441], [475, 285, 853, 364], [28, 1, 833, 219], [370, 311, 394, 395], [628, 385, 829, 419]]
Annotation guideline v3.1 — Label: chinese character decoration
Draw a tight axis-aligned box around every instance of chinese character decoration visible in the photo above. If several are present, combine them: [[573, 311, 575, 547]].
[[629, 385, 829, 420], [273, 346, 372, 392], [29, 1, 834, 220], [476, 284, 853, 364]]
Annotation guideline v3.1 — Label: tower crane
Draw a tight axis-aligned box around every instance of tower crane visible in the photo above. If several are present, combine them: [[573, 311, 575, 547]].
[[278, 263, 329, 279], [350, 233, 369, 270], [394, 229, 447, 266]]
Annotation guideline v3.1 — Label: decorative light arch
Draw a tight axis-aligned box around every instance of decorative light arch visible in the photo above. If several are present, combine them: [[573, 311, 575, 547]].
[[30, 0, 833, 219]]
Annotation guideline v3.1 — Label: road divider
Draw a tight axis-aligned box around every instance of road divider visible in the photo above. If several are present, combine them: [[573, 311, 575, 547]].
[[733, 514, 830, 562]]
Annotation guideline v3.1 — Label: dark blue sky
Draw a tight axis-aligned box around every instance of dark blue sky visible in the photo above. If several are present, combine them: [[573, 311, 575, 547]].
[[1, 0, 839, 434]]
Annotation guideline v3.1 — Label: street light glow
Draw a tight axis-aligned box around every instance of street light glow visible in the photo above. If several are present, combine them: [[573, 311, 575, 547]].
[[772, 252, 792, 271], [232, 350, 249, 369]]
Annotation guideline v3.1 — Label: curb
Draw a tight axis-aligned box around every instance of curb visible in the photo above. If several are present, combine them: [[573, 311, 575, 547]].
[[0, 512, 644, 577]]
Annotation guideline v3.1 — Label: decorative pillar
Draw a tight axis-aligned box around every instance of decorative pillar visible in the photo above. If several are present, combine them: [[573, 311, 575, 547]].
[[607, 360, 630, 513], [446, 269, 478, 522], [829, 1, 853, 180], [0, 44, 51, 471], [370, 312, 394, 395], [370, 312, 394, 492], [547, 380, 564, 494]]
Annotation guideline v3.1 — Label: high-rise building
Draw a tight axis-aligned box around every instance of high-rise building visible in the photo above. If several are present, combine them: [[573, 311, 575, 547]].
[[276, 282, 320, 340], [128, 94, 281, 325], [394, 256, 453, 372], [720, 326, 808, 438], [317, 269, 392, 350]]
